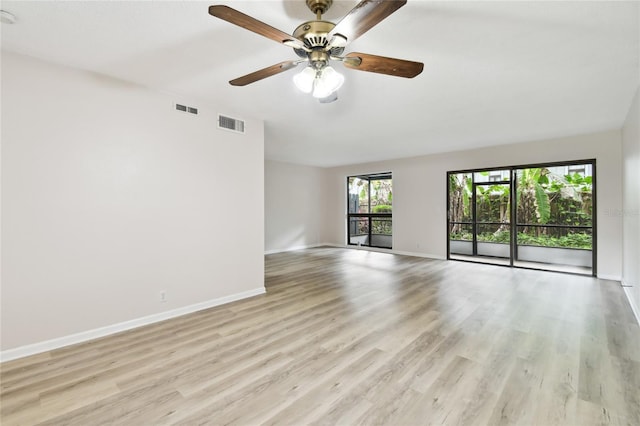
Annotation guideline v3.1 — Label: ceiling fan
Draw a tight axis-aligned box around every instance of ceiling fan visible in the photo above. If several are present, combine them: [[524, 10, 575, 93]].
[[208, 0, 423, 102]]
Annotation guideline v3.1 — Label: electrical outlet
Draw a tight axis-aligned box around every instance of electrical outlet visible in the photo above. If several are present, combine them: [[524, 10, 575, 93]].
[[160, 291, 167, 303]]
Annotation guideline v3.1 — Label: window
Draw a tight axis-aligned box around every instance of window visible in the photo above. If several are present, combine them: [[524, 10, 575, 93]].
[[347, 173, 392, 249], [488, 171, 504, 182], [567, 164, 586, 175]]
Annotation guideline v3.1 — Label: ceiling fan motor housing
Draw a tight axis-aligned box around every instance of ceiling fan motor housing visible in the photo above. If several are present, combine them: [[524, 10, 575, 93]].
[[292, 20, 345, 59], [306, 0, 333, 15]]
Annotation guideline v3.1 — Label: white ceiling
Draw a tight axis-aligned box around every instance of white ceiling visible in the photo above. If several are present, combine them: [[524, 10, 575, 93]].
[[1, 1, 638, 167]]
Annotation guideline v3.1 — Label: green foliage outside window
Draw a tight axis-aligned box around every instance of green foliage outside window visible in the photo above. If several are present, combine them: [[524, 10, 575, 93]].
[[450, 231, 592, 249], [372, 204, 392, 213], [449, 167, 593, 250]]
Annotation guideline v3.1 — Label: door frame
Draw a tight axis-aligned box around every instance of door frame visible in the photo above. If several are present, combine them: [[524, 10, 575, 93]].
[[347, 172, 393, 249]]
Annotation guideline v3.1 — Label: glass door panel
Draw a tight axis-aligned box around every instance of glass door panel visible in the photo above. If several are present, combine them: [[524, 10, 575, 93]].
[[370, 217, 392, 247], [514, 166, 593, 274], [348, 217, 369, 246], [348, 177, 369, 214], [448, 173, 473, 256], [475, 182, 510, 260]]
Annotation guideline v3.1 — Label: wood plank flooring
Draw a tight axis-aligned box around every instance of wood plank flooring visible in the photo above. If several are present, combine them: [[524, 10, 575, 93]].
[[1, 247, 639, 425]]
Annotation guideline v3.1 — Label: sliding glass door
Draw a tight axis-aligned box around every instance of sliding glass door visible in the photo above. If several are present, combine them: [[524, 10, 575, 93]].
[[448, 161, 595, 275], [348, 173, 392, 249]]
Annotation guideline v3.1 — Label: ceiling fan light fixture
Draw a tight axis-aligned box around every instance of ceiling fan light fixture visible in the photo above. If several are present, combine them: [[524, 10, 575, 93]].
[[312, 66, 344, 99], [293, 66, 316, 93], [328, 34, 347, 48]]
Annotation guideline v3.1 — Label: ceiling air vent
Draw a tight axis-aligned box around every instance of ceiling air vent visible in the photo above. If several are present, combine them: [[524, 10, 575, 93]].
[[175, 103, 198, 115], [218, 114, 245, 134]]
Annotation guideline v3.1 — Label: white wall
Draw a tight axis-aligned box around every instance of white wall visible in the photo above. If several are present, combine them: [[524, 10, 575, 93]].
[[1, 52, 265, 354], [622, 87, 640, 320], [322, 130, 623, 279], [265, 160, 325, 253]]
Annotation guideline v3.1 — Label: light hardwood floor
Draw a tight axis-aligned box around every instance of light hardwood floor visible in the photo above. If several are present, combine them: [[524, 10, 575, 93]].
[[1, 247, 639, 425]]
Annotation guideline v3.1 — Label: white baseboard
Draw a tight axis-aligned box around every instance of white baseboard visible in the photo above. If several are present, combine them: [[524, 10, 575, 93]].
[[266, 244, 446, 261], [264, 243, 322, 255], [264, 243, 344, 255], [350, 245, 392, 254], [0, 287, 265, 363], [349, 245, 446, 260], [392, 250, 447, 260], [622, 280, 640, 326], [597, 274, 622, 281], [621, 278, 634, 287]]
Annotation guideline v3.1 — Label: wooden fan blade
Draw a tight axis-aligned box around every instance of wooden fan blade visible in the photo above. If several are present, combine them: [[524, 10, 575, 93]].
[[343, 52, 423, 78], [229, 61, 300, 86], [329, 0, 407, 44], [209, 5, 304, 49]]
